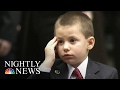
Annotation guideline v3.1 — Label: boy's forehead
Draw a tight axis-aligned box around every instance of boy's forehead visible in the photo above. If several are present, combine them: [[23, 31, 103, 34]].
[[55, 23, 81, 30], [55, 25, 84, 38], [55, 24, 82, 33]]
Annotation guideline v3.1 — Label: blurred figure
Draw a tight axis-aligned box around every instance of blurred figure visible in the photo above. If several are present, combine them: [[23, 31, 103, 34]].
[[0, 11, 22, 79]]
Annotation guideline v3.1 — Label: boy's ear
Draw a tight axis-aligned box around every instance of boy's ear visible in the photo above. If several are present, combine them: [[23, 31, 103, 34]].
[[87, 36, 95, 50]]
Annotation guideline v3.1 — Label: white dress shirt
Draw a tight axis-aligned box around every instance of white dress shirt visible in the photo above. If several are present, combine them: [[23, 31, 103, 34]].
[[39, 56, 88, 79], [67, 56, 88, 79]]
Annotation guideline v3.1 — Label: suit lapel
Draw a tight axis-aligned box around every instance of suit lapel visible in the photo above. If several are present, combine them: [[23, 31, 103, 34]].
[[85, 59, 100, 79], [53, 62, 68, 79], [52, 58, 101, 79]]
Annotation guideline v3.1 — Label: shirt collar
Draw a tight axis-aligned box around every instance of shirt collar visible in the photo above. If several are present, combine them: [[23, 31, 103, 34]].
[[67, 56, 88, 79]]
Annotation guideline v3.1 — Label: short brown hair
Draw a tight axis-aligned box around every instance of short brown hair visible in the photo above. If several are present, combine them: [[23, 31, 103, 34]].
[[54, 11, 94, 38]]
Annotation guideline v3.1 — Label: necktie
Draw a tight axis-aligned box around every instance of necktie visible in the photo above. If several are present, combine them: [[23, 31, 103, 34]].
[[72, 68, 83, 79]]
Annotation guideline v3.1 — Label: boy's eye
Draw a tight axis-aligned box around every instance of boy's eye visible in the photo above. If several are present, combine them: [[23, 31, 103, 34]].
[[70, 39, 75, 42], [58, 40, 63, 44]]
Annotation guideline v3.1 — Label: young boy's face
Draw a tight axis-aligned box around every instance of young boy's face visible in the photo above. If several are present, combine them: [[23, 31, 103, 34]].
[[55, 24, 94, 67]]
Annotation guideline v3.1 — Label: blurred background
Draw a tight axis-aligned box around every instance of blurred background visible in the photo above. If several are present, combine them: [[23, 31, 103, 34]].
[[0, 11, 120, 79]]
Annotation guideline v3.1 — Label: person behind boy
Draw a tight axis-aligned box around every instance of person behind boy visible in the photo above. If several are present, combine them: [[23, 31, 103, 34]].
[[28, 11, 118, 79]]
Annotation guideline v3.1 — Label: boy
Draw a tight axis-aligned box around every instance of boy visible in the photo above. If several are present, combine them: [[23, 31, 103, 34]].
[[28, 11, 118, 79]]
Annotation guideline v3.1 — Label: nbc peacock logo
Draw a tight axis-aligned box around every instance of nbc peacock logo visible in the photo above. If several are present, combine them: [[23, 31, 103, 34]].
[[5, 68, 15, 74]]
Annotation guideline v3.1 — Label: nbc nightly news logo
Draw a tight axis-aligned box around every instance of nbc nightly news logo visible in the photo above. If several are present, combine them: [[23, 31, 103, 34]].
[[5, 60, 41, 74]]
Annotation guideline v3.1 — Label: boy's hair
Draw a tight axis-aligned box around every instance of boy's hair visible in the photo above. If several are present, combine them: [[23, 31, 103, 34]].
[[54, 11, 94, 38]]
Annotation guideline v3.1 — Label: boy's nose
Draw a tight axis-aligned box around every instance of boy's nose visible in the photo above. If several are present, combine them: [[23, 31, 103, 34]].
[[63, 43, 70, 52]]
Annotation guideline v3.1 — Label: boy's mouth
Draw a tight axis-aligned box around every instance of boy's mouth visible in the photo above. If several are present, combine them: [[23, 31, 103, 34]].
[[63, 54, 73, 59]]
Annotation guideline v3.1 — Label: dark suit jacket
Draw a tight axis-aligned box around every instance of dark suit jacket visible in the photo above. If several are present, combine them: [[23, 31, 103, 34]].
[[28, 58, 118, 79]]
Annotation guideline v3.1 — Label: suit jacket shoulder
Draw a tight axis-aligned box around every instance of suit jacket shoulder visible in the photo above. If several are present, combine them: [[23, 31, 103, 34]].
[[85, 58, 118, 79]]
